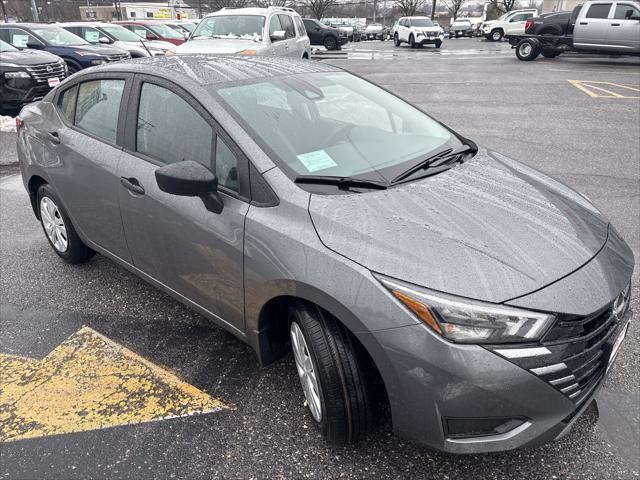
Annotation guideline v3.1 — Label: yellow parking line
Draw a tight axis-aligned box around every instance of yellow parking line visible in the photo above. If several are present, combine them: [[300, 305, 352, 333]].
[[568, 80, 640, 99], [0, 326, 226, 442], [568, 80, 600, 97], [581, 83, 625, 97]]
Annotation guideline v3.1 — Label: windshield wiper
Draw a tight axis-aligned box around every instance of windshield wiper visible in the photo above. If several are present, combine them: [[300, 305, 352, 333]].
[[391, 144, 476, 184], [295, 175, 388, 191]]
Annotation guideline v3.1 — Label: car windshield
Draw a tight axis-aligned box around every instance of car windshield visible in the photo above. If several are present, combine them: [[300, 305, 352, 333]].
[[148, 23, 185, 39], [452, 19, 471, 24], [100, 24, 145, 42], [365, 24, 382, 31], [192, 15, 265, 41], [0, 39, 18, 51], [411, 18, 434, 27], [216, 72, 459, 182], [32, 27, 89, 46]]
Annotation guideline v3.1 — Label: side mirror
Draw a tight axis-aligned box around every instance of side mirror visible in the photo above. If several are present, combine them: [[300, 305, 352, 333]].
[[147, 33, 159, 40], [155, 161, 224, 214], [271, 30, 286, 41], [26, 41, 42, 49], [98, 36, 111, 44]]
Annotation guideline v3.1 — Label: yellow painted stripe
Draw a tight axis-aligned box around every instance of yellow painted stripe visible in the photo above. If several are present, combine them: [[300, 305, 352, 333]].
[[0, 326, 226, 442]]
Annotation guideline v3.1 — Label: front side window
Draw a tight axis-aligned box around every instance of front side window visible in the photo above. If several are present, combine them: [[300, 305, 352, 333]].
[[614, 3, 640, 18], [100, 24, 143, 42], [191, 15, 265, 40], [278, 14, 296, 38], [129, 26, 149, 38], [136, 82, 212, 166], [269, 15, 283, 39], [81, 26, 103, 43], [586, 3, 612, 18], [217, 73, 458, 181], [5, 28, 40, 48], [59, 85, 78, 123], [75, 79, 124, 143], [31, 27, 88, 46]]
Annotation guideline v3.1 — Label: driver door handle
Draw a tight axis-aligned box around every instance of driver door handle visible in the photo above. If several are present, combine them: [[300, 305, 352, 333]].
[[611, 23, 620, 26], [120, 176, 145, 195]]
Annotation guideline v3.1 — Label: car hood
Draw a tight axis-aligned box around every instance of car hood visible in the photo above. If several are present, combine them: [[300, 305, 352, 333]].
[[414, 27, 442, 33], [482, 20, 497, 26], [67, 44, 127, 55], [144, 39, 175, 50], [0, 49, 61, 65], [174, 38, 263, 54], [308, 149, 609, 304]]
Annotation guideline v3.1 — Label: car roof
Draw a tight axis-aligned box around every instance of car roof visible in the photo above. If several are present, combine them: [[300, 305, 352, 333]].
[[204, 7, 298, 17], [90, 54, 339, 87], [0, 23, 63, 29]]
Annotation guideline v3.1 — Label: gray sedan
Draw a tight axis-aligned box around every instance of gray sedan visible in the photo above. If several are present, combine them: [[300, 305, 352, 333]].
[[15, 55, 633, 453]]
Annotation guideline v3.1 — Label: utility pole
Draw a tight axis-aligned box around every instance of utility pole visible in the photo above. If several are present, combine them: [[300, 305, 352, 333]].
[[431, 0, 437, 19], [31, 0, 40, 21], [1, 0, 7, 23]]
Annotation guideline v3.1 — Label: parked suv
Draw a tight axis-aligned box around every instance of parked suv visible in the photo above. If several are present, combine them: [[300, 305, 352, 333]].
[[59, 22, 173, 57], [172, 7, 310, 58], [0, 24, 130, 74], [394, 16, 444, 48], [482, 8, 538, 41], [303, 18, 348, 50], [114, 20, 186, 46], [0, 39, 67, 113]]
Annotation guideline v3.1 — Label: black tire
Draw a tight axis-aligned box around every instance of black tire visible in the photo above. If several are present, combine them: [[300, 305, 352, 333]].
[[288, 301, 373, 445], [515, 38, 541, 61], [541, 51, 560, 58], [394, 33, 400, 46], [37, 184, 94, 264], [435, 40, 442, 48], [409, 34, 416, 48], [490, 29, 503, 41], [323, 36, 337, 51]]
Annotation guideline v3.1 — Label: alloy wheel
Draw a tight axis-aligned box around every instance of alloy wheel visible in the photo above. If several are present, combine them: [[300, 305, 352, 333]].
[[40, 196, 68, 253], [290, 322, 322, 422]]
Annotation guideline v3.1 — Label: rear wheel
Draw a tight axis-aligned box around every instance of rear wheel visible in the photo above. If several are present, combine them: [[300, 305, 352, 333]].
[[288, 301, 374, 445], [516, 38, 541, 61], [37, 184, 94, 263], [323, 36, 337, 51]]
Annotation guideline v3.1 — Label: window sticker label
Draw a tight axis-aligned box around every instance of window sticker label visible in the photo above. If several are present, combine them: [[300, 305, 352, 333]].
[[296, 149, 337, 173], [85, 30, 100, 43], [12, 34, 29, 47]]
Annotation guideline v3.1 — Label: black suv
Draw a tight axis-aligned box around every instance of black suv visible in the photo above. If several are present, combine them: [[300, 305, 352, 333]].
[[0, 39, 67, 113], [302, 19, 347, 50]]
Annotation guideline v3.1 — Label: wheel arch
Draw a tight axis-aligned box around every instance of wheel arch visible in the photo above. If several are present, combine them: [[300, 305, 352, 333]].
[[27, 174, 49, 219]]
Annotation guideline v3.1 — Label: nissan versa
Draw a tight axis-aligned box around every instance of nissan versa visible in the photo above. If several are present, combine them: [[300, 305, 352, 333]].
[[16, 56, 633, 453]]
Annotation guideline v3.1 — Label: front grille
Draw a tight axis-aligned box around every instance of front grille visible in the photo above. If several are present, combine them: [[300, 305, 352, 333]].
[[106, 53, 130, 62], [25, 61, 66, 82], [489, 284, 631, 406]]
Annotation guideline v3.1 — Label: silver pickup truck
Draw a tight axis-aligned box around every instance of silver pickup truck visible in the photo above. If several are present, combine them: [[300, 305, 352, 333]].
[[511, 0, 640, 60]]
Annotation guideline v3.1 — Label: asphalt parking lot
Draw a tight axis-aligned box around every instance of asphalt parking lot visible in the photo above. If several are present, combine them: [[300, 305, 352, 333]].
[[1, 38, 639, 479]]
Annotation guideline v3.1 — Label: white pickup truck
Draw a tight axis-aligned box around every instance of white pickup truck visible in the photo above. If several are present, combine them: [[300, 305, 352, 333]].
[[511, 0, 640, 60], [482, 8, 538, 41]]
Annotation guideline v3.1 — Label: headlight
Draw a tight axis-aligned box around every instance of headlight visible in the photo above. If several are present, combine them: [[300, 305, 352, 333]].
[[90, 59, 106, 65], [376, 274, 555, 344], [4, 71, 31, 78]]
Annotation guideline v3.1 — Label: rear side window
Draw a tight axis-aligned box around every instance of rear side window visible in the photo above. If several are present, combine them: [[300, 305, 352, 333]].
[[586, 3, 612, 17], [294, 17, 306, 36], [75, 79, 124, 143], [614, 3, 640, 18], [278, 14, 296, 38], [58, 85, 78, 123], [136, 82, 213, 167]]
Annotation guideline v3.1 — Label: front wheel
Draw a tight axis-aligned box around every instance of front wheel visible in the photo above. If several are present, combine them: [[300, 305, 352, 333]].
[[409, 34, 416, 48], [289, 301, 374, 445], [516, 38, 541, 61], [37, 184, 94, 263], [394, 33, 400, 46], [490, 29, 503, 41], [435, 40, 442, 48]]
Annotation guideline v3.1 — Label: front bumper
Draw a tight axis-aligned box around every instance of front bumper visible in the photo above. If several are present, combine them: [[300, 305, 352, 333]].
[[415, 34, 444, 44], [365, 306, 631, 453]]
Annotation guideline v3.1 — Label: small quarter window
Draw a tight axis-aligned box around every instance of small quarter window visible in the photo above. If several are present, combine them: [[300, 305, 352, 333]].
[[58, 85, 78, 123]]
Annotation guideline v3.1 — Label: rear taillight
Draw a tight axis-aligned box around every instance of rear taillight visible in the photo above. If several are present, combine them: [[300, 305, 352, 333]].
[[525, 19, 534, 32]]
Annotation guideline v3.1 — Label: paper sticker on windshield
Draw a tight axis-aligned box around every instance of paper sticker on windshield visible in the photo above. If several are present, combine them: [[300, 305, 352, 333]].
[[297, 150, 337, 173], [85, 31, 100, 43], [12, 34, 29, 48]]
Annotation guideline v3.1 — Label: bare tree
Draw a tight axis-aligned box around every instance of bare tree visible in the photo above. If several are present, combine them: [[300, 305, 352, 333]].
[[301, 0, 338, 19], [395, 0, 425, 16], [208, 0, 252, 11], [442, 0, 466, 19], [254, 0, 294, 7], [488, 0, 517, 14]]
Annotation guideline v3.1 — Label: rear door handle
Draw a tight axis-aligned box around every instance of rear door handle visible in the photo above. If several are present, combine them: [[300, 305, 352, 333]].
[[46, 131, 60, 144], [120, 177, 145, 195], [580, 21, 588, 25]]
